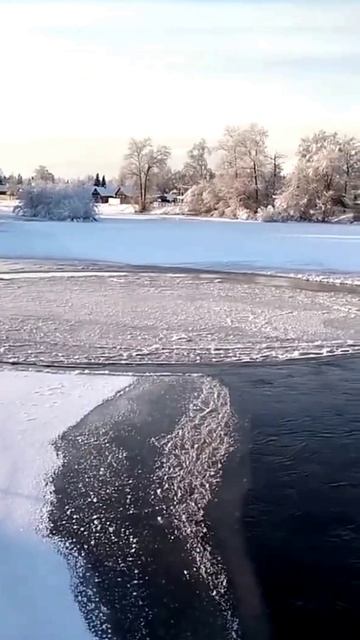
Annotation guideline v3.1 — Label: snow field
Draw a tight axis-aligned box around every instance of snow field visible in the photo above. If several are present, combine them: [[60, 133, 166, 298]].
[[0, 371, 133, 640]]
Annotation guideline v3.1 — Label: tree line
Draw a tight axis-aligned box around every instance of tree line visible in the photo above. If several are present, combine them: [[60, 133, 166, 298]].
[[119, 126, 360, 220], [3, 125, 360, 220]]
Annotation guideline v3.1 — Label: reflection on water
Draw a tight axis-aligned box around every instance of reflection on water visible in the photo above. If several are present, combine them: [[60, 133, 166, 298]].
[[48, 358, 360, 640]]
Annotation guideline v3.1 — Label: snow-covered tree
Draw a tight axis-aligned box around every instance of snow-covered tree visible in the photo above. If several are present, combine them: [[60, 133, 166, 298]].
[[264, 152, 286, 205], [217, 124, 271, 211], [122, 138, 171, 211], [183, 182, 220, 216], [171, 169, 191, 195], [238, 124, 269, 208], [217, 126, 242, 180], [182, 139, 214, 186], [6, 174, 19, 198], [94, 173, 101, 187], [101, 175, 107, 188], [278, 131, 360, 221], [14, 184, 97, 221], [339, 136, 360, 196], [153, 166, 177, 195], [181, 125, 287, 219], [33, 165, 55, 184]]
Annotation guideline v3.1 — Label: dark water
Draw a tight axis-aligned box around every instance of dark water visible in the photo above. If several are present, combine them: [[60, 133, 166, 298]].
[[48, 358, 360, 640], [224, 358, 360, 640]]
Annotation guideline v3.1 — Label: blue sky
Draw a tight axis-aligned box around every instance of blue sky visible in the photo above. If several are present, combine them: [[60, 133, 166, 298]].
[[0, 0, 359, 177]]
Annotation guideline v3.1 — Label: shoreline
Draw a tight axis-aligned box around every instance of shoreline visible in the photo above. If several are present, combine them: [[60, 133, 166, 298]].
[[1, 257, 359, 289], [2, 199, 360, 225], [2, 349, 360, 377]]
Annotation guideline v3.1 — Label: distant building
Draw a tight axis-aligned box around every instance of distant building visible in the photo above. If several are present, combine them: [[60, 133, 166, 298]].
[[91, 185, 133, 204], [91, 186, 114, 204], [113, 187, 133, 204]]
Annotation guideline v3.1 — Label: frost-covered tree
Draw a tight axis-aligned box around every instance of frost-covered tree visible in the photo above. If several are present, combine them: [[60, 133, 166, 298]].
[[182, 139, 214, 185], [81, 174, 94, 185], [237, 124, 269, 207], [16, 173, 23, 185], [171, 169, 191, 195], [0, 170, 5, 185], [182, 124, 285, 218], [339, 136, 360, 196], [14, 184, 97, 221], [101, 175, 107, 188], [217, 126, 242, 180], [33, 165, 55, 184], [154, 166, 177, 195], [94, 173, 101, 187], [6, 174, 19, 198], [184, 183, 220, 216], [264, 152, 286, 206], [122, 138, 171, 211], [217, 124, 270, 211], [278, 130, 360, 221]]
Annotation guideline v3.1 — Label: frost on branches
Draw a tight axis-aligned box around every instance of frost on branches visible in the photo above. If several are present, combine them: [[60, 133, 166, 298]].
[[277, 132, 360, 221], [182, 126, 360, 222], [14, 185, 97, 221], [183, 125, 286, 220]]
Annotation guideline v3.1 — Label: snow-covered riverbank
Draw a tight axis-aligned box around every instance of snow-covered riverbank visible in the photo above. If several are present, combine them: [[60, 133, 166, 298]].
[[0, 370, 133, 640]]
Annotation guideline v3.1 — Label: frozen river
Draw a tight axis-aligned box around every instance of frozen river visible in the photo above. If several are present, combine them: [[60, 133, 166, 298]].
[[1, 265, 360, 366], [0, 214, 359, 280], [1, 215, 360, 640]]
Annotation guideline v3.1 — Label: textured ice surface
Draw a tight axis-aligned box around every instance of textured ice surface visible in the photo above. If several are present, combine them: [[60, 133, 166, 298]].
[[1, 269, 359, 365]]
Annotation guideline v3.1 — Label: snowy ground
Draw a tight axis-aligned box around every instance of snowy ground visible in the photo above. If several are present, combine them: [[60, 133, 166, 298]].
[[1, 267, 360, 365], [0, 370, 133, 640], [1, 204, 360, 281]]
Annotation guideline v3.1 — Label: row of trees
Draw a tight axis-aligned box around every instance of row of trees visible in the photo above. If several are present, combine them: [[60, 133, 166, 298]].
[[4, 126, 360, 220], [1, 167, 107, 191], [0, 166, 55, 193], [119, 137, 216, 211], [93, 173, 107, 188], [0, 171, 24, 187], [119, 126, 360, 220]]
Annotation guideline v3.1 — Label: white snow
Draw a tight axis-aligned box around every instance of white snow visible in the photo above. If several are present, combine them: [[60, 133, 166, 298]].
[[0, 370, 133, 640], [0, 200, 17, 212], [1, 205, 360, 281], [96, 203, 137, 217]]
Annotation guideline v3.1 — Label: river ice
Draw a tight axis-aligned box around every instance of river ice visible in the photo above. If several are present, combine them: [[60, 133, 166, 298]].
[[1, 268, 359, 365], [0, 211, 359, 281]]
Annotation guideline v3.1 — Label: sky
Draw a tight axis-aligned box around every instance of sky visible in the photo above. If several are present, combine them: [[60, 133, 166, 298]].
[[0, 0, 359, 177]]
